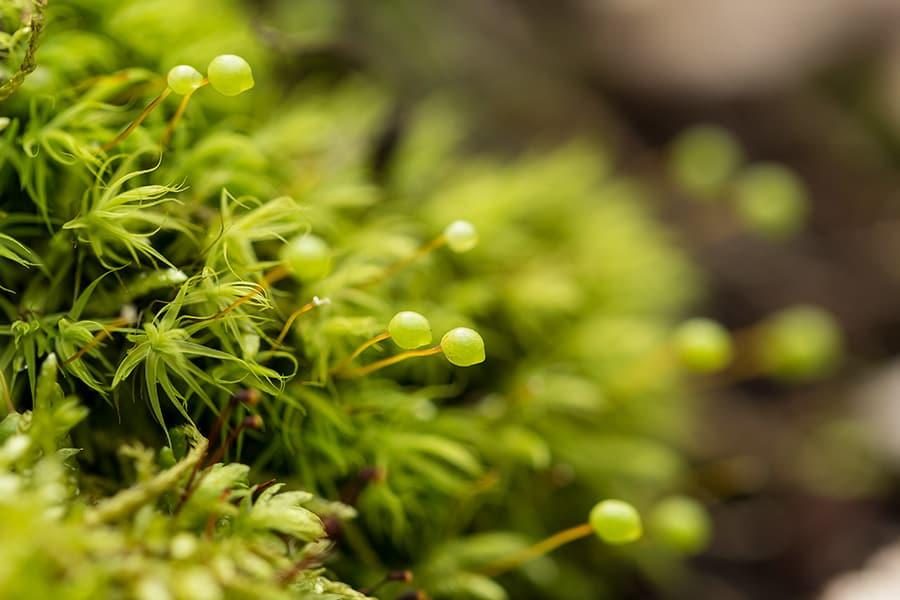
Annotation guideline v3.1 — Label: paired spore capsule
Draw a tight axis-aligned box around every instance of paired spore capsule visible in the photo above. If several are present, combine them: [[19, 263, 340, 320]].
[[166, 55, 254, 97]]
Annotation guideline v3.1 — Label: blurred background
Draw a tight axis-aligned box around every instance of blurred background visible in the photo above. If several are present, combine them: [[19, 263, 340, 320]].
[[245, 0, 900, 598]]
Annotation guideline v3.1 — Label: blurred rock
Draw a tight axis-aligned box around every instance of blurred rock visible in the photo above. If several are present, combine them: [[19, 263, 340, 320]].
[[856, 360, 900, 466], [821, 543, 900, 600], [586, 0, 900, 98]]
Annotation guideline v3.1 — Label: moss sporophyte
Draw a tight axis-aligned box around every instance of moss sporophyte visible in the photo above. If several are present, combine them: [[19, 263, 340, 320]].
[[103, 54, 255, 152]]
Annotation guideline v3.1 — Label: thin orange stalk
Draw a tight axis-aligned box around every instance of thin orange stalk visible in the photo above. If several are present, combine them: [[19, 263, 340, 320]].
[[270, 298, 327, 352], [337, 345, 442, 379], [204, 488, 231, 538], [479, 522, 594, 577], [358, 234, 446, 289], [160, 79, 209, 146], [62, 316, 131, 367], [101, 87, 172, 152], [207, 265, 290, 323], [329, 331, 391, 376]]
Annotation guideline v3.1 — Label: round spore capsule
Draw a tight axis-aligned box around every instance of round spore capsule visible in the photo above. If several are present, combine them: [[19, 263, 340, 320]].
[[281, 234, 331, 282], [388, 311, 432, 349], [649, 496, 711, 554], [444, 220, 478, 253], [733, 164, 808, 239], [207, 54, 254, 97], [758, 305, 842, 381], [167, 65, 203, 95], [158, 446, 176, 469], [672, 318, 733, 374], [440, 327, 485, 367], [668, 125, 742, 198], [589, 499, 642, 545]]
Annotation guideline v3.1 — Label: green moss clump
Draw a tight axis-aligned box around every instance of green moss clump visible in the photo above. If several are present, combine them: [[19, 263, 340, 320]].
[[0, 1, 794, 598]]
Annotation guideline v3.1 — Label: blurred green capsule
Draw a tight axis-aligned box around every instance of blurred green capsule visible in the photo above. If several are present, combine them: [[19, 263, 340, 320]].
[[158, 446, 176, 469], [733, 164, 808, 239], [668, 125, 742, 198], [758, 305, 842, 381], [649, 496, 711, 554], [672, 318, 733, 374], [444, 220, 478, 253], [589, 499, 642, 544], [281, 234, 331, 282]]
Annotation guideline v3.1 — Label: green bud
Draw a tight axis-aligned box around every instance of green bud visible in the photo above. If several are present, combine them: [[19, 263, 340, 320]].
[[166, 65, 203, 95], [649, 496, 711, 554], [758, 305, 842, 381], [444, 220, 478, 253], [668, 125, 742, 197], [281, 234, 331, 282], [388, 311, 432, 349], [672, 318, 733, 374], [589, 499, 642, 545], [207, 54, 254, 97], [733, 164, 808, 239], [440, 327, 485, 367], [158, 446, 176, 469]]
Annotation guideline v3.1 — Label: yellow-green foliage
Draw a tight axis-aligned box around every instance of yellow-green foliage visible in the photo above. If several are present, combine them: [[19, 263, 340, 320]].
[[0, 1, 747, 599]]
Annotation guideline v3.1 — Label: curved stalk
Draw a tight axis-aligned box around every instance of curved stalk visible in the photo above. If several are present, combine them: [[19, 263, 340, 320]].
[[329, 331, 391, 376], [479, 522, 594, 577], [358, 234, 446, 289], [337, 345, 442, 378], [101, 87, 172, 152]]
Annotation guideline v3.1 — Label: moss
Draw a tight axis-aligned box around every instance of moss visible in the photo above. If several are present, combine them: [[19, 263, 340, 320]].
[[0, 1, 738, 598]]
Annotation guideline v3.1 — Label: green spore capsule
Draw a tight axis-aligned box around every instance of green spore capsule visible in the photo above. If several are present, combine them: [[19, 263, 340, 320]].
[[733, 164, 808, 239], [444, 220, 478, 253], [668, 125, 742, 198], [649, 496, 711, 554], [758, 305, 842, 381], [166, 65, 203, 95], [281, 234, 331, 282], [388, 311, 432, 349], [440, 327, 485, 367], [672, 318, 733, 374], [158, 446, 176, 469], [207, 54, 254, 96], [589, 499, 642, 545]]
